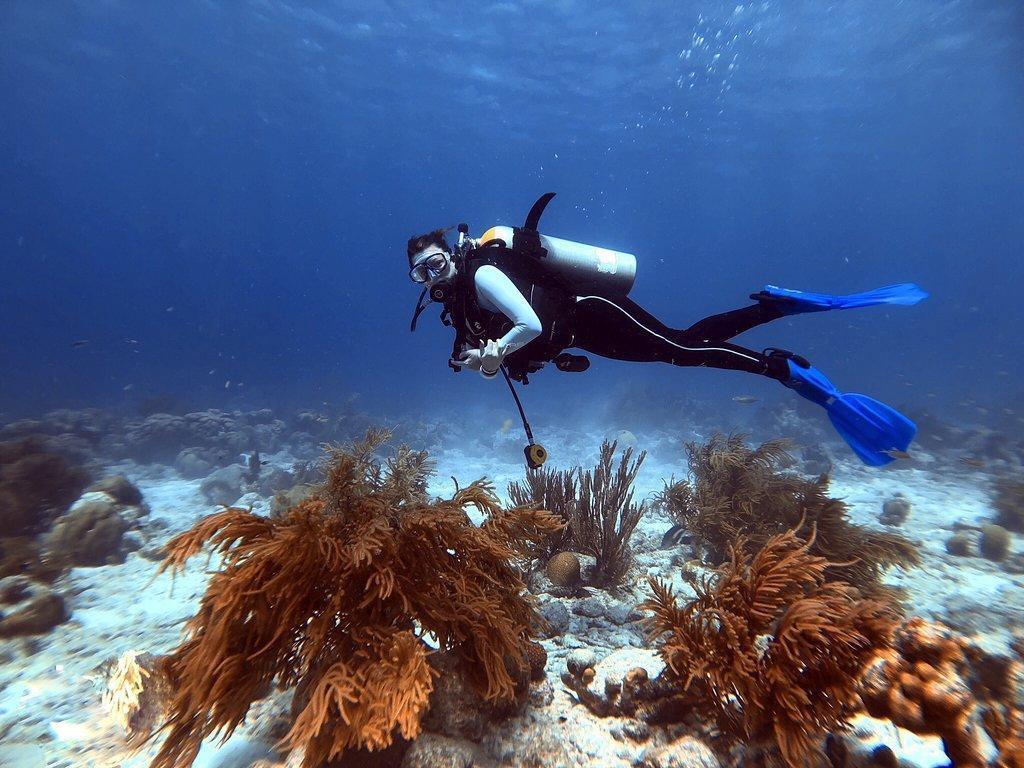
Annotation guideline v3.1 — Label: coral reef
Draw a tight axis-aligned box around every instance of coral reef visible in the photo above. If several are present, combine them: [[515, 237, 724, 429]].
[[120, 409, 288, 463], [149, 429, 563, 768], [861, 619, 992, 767], [655, 435, 919, 598], [0, 437, 90, 536], [641, 526, 899, 768]]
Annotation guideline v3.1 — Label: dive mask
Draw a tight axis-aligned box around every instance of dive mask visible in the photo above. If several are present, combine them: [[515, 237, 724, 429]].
[[409, 251, 450, 284]]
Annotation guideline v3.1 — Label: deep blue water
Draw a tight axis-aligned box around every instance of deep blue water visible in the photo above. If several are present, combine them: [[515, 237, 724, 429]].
[[2, 0, 1022, 431]]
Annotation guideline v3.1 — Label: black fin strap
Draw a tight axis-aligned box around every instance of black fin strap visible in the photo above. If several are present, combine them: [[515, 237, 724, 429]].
[[409, 288, 429, 332]]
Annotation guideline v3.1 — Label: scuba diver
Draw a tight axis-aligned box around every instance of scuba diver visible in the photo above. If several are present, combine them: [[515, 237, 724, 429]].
[[408, 193, 927, 468]]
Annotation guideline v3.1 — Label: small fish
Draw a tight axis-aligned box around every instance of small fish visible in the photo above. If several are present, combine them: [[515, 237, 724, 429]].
[[499, 418, 514, 435], [71, 340, 90, 347], [165, 306, 174, 312], [960, 457, 985, 469], [660, 524, 694, 550], [882, 449, 912, 460], [124, 339, 139, 345], [224, 380, 231, 388], [732, 395, 759, 405], [122, 384, 133, 392]]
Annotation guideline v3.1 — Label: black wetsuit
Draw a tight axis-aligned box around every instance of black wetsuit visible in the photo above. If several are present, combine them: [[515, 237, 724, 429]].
[[444, 246, 792, 384], [567, 294, 791, 380]]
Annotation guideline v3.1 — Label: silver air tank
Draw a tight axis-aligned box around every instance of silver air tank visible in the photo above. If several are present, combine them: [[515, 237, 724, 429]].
[[479, 225, 636, 295]]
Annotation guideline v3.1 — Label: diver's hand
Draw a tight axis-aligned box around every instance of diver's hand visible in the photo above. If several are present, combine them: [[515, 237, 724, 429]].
[[454, 347, 483, 372], [479, 339, 504, 378], [453, 341, 504, 378]]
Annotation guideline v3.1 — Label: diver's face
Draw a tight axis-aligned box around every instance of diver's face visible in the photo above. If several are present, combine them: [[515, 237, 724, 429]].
[[409, 246, 456, 287]]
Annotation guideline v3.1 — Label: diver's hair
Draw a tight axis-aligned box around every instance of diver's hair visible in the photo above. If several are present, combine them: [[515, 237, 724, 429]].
[[406, 227, 453, 264]]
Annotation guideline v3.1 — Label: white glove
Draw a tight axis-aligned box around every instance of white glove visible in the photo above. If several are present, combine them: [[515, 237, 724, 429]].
[[453, 347, 483, 372], [453, 340, 504, 378], [479, 339, 504, 377]]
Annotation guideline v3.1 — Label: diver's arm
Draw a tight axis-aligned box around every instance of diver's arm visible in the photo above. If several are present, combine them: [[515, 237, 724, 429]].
[[473, 264, 543, 357]]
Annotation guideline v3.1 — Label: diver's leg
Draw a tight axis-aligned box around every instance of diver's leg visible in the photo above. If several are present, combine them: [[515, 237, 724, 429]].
[[569, 295, 789, 378], [682, 302, 786, 342]]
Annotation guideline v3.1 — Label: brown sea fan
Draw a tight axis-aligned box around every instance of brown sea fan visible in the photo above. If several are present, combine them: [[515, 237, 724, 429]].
[[507, 462, 577, 564], [641, 526, 899, 768], [571, 440, 647, 587], [655, 434, 919, 598], [149, 429, 563, 768]]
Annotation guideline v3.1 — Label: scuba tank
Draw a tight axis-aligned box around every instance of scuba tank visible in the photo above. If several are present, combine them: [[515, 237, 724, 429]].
[[476, 193, 637, 296]]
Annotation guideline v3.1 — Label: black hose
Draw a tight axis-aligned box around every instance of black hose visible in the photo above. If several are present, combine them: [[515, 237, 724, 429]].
[[500, 365, 534, 444]]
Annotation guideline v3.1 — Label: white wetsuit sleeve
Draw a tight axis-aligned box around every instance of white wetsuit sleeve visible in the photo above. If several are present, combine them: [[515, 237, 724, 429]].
[[473, 264, 543, 354]]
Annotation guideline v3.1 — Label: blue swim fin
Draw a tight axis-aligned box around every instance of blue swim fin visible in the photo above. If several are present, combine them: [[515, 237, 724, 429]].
[[780, 359, 916, 466], [752, 283, 929, 315]]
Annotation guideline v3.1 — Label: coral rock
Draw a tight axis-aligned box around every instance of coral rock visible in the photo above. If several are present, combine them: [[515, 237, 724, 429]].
[[537, 600, 570, 638], [0, 588, 68, 637], [860, 618, 992, 768], [979, 524, 1012, 561], [421, 651, 527, 742], [199, 464, 246, 506], [546, 551, 581, 587], [102, 651, 173, 746], [995, 480, 1024, 533], [566, 649, 598, 676], [0, 438, 89, 535], [946, 532, 973, 557], [270, 483, 317, 518], [523, 640, 547, 682], [573, 595, 606, 618], [258, 467, 294, 497], [174, 448, 214, 479], [44, 498, 128, 567], [638, 737, 721, 768], [880, 494, 912, 526], [87, 474, 143, 506], [400, 733, 474, 768]]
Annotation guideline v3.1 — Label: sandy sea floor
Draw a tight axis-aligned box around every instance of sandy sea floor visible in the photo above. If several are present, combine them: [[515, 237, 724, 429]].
[[0, 419, 1021, 768]]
